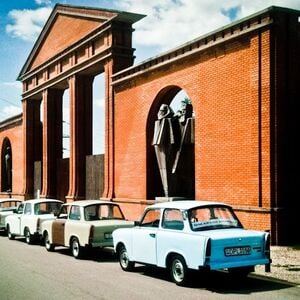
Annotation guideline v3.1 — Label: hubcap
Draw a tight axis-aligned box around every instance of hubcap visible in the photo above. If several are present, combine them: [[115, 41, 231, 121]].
[[173, 259, 184, 282], [120, 250, 129, 268], [72, 240, 79, 256], [25, 230, 30, 242], [45, 235, 50, 248]]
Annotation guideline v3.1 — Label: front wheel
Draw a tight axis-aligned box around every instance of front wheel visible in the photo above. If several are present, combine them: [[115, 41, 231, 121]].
[[44, 232, 55, 252], [71, 237, 85, 259], [169, 255, 189, 286], [24, 228, 34, 244], [7, 225, 15, 240], [118, 245, 135, 271]]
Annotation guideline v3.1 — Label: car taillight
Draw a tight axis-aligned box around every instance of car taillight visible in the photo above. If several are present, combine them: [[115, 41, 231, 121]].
[[36, 218, 41, 231], [264, 231, 271, 272], [89, 225, 95, 242], [205, 238, 211, 265]]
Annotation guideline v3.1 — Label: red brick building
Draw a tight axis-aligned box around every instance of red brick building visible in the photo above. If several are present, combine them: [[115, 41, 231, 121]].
[[0, 4, 299, 245]]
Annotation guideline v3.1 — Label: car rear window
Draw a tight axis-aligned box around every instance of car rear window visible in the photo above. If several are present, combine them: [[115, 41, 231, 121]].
[[189, 206, 242, 231]]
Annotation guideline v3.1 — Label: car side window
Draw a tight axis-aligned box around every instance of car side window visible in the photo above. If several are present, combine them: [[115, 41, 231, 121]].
[[140, 209, 160, 228], [57, 205, 70, 219], [17, 203, 24, 214], [69, 205, 81, 220], [162, 209, 184, 230], [24, 203, 32, 215]]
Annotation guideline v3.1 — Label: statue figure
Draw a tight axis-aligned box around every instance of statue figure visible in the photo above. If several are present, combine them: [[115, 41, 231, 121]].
[[172, 98, 194, 173], [152, 104, 180, 197], [5, 146, 12, 192], [152, 99, 195, 198]]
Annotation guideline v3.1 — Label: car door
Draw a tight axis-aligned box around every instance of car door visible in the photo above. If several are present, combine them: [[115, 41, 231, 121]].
[[132, 208, 161, 265], [10, 203, 24, 234], [52, 205, 70, 246], [20, 202, 33, 234]]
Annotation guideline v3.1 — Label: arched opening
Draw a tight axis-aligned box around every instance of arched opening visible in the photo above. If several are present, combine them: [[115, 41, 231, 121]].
[[92, 73, 105, 155], [146, 86, 195, 200], [1, 138, 12, 192]]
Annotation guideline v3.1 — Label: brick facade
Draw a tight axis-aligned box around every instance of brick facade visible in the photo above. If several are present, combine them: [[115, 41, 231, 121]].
[[0, 5, 299, 245]]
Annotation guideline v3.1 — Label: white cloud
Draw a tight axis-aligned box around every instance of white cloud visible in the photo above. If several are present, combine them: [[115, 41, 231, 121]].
[[115, 0, 300, 51], [1, 105, 22, 118], [35, 0, 52, 5], [6, 7, 52, 41]]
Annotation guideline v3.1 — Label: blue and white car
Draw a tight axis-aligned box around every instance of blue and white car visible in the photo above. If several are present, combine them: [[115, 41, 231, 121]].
[[113, 200, 271, 286]]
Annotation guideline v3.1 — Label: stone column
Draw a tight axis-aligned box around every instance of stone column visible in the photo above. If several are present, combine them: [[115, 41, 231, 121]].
[[66, 74, 93, 201], [22, 98, 42, 198], [40, 89, 63, 199], [102, 61, 114, 200]]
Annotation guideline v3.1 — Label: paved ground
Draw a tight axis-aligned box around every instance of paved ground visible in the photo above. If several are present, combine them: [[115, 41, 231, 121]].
[[255, 245, 300, 285]]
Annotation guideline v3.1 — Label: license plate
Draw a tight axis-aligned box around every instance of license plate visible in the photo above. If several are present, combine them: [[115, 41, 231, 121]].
[[224, 246, 251, 256]]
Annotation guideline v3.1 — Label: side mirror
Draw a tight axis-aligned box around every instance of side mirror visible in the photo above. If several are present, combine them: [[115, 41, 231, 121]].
[[134, 221, 140, 226]]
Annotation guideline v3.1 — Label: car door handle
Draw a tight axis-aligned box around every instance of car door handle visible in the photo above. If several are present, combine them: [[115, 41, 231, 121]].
[[149, 233, 156, 238]]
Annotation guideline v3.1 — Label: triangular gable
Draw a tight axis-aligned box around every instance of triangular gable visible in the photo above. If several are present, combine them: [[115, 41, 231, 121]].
[[18, 4, 145, 79]]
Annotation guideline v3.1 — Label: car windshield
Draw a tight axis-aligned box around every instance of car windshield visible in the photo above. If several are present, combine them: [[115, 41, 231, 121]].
[[84, 204, 125, 221], [0, 200, 20, 209], [34, 202, 61, 215], [188, 205, 242, 231]]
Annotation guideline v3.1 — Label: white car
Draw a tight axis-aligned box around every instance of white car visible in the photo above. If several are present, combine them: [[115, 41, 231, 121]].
[[5, 199, 63, 244], [41, 200, 134, 258], [113, 200, 271, 286], [0, 198, 22, 233]]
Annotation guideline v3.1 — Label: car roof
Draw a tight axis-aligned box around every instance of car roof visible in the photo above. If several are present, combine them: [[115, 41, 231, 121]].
[[21, 199, 63, 204], [0, 198, 21, 203], [61, 200, 118, 207], [148, 200, 229, 210]]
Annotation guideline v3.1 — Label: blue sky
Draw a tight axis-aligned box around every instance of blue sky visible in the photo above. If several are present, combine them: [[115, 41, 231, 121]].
[[0, 0, 299, 153]]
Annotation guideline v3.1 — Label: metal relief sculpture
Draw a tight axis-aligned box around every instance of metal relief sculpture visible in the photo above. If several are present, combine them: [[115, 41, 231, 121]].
[[153, 99, 195, 198], [5, 146, 12, 192]]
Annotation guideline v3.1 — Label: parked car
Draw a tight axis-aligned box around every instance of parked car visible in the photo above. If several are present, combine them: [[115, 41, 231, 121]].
[[41, 200, 134, 258], [0, 198, 22, 233], [5, 199, 63, 244], [113, 200, 271, 286]]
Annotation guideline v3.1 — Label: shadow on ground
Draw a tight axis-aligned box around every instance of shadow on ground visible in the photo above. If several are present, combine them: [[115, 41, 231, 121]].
[[134, 265, 296, 295]]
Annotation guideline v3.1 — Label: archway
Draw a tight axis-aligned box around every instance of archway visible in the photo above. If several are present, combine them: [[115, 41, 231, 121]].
[[1, 138, 12, 192], [146, 86, 195, 200]]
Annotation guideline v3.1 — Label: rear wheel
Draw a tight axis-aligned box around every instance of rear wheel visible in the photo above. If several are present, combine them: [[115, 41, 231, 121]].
[[7, 225, 15, 240], [24, 227, 34, 244], [44, 232, 55, 251], [169, 255, 189, 286], [71, 237, 84, 259], [118, 245, 135, 271]]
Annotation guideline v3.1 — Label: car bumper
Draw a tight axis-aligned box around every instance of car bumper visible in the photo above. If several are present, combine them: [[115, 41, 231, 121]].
[[206, 258, 271, 270]]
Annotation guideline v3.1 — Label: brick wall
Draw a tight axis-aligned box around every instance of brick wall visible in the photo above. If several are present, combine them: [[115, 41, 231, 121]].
[[113, 31, 271, 206], [0, 120, 24, 198]]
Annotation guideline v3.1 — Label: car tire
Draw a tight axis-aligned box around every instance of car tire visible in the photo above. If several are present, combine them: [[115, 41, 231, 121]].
[[169, 255, 189, 286], [44, 232, 55, 252], [71, 237, 84, 259], [24, 227, 34, 244], [7, 225, 15, 240], [118, 245, 135, 271]]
